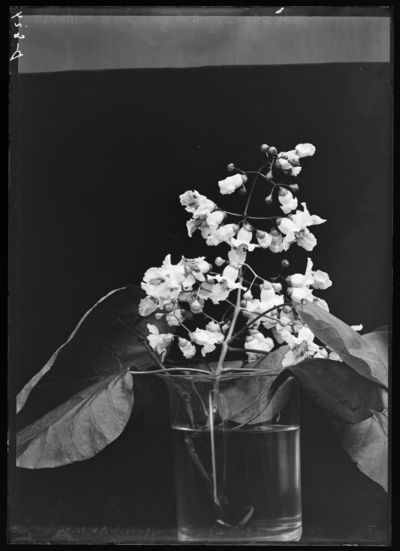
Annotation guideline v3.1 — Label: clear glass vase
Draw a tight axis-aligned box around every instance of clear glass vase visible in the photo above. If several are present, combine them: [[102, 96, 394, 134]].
[[159, 370, 302, 543]]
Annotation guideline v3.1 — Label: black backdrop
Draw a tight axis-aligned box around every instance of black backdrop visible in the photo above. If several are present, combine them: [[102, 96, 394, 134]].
[[10, 63, 391, 538]]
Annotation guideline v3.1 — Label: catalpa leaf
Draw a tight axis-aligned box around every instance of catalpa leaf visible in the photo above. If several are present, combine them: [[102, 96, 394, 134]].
[[337, 409, 388, 492], [218, 346, 291, 425], [362, 327, 389, 380], [268, 358, 385, 424], [16, 285, 172, 432], [17, 370, 133, 469], [295, 301, 388, 387]]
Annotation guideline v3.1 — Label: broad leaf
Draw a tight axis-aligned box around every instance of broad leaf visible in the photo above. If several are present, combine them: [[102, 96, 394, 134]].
[[17, 285, 172, 430], [362, 327, 389, 381], [219, 346, 292, 425], [269, 358, 385, 424], [337, 409, 388, 492], [295, 301, 388, 387], [17, 370, 133, 469]]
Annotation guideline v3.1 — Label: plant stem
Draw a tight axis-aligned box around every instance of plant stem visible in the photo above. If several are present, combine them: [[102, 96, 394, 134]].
[[216, 274, 243, 374]]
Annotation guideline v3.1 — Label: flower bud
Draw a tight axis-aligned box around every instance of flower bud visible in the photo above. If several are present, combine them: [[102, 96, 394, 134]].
[[256, 230, 266, 240], [238, 185, 247, 195], [245, 335, 254, 342], [261, 280, 273, 290], [283, 305, 292, 313], [248, 327, 259, 335], [243, 290, 253, 300], [189, 332, 196, 341], [241, 174, 248, 184], [178, 337, 188, 346], [270, 228, 279, 237], [272, 282, 282, 292], [281, 259, 290, 268], [240, 300, 247, 308], [222, 321, 231, 333], [164, 303, 176, 312], [243, 222, 252, 232], [227, 163, 235, 172], [190, 300, 202, 312], [183, 310, 194, 320], [232, 224, 240, 234], [265, 194, 273, 205], [268, 146, 278, 156], [285, 276, 292, 285], [260, 144, 269, 153], [275, 217, 282, 226], [265, 171, 274, 181], [278, 187, 288, 196], [289, 184, 300, 192], [215, 257, 226, 266], [274, 159, 281, 169], [287, 287, 293, 296], [163, 334, 174, 343]]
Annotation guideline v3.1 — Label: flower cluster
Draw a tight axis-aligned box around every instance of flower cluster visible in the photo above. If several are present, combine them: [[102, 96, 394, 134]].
[[138, 141, 352, 368]]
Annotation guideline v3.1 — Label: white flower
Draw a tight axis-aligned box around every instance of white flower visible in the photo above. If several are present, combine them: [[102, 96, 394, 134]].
[[138, 296, 159, 316], [205, 321, 223, 333], [269, 232, 285, 253], [288, 258, 315, 304], [281, 326, 321, 367], [256, 231, 273, 248], [351, 324, 363, 332], [187, 210, 225, 238], [189, 328, 225, 356], [230, 228, 258, 251], [243, 287, 284, 329], [296, 228, 317, 251], [295, 143, 316, 158], [290, 166, 302, 177], [146, 324, 174, 360], [204, 223, 239, 246], [141, 255, 186, 309], [166, 309, 185, 326], [178, 338, 196, 359], [329, 351, 343, 362], [180, 190, 216, 216], [279, 190, 298, 214], [199, 281, 231, 304], [218, 174, 245, 195], [279, 150, 300, 166], [209, 263, 246, 291], [245, 331, 274, 359], [312, 270, 332, 290], [228, 246, 248, 267], [291, 203, 326, 229]]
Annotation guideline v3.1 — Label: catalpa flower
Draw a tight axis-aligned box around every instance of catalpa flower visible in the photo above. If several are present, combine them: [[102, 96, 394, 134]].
[[230, 227, 258, 252], [279, 190, 298, 214], [198, 280, 231, 304], [275, 143, 315, 176], [277, 203, 326, 252], [146, 324, 174, 360], [189, 328, 225, 356], [218, 174, 247, 195], [203, 223, 239, 246], [178, 337, 196, 359], [242, 283, 284, 329], [180, 190, 216, 217], [288, 258, 332, 303], [245, 330, 274, 361], [281, 326, 324, 367], [186, 210, 225, 238]]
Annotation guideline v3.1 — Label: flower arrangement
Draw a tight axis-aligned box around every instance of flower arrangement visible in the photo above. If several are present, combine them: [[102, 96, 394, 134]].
[[16, 141, 388, 505]]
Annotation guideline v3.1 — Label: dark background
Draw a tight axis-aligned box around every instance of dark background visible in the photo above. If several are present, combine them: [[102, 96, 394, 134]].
[[10, 63, 391, 540]]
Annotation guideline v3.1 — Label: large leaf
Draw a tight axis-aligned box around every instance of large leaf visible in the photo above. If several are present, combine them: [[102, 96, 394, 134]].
[[17, 370, 133, 468], [337, 409, 388, 492], [295, 301, 388, 387], [218, 345, 292, 425], [16, 285, 171, 429], [362, 327, 389, 378], [269, 358, 385, 424]]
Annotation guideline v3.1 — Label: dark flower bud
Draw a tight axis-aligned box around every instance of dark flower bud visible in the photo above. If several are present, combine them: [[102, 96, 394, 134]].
[[278, 187, 289, 196], [283, 305, 292, 313], [266, 171, 274, 181], [241, 174, 248, 184], [270, 228, 279, 236], [227, 163, 235, 172], [184, 310, 194, 320], [256, 230, 266, 239], [240, 300, 247, 308], [275, 217, 282, 226], [164, 303, 176, 312], [260, 144, 269, 153], [274, 159, 281, 169], [238, 185, 247, 196], [243, 222, 252, 232], [289, 184, 300, 192], [285, 276, 292, 285], [281, 259, 290, 268], [265, 194, 273, 205], [268, 146, 278, 156]]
